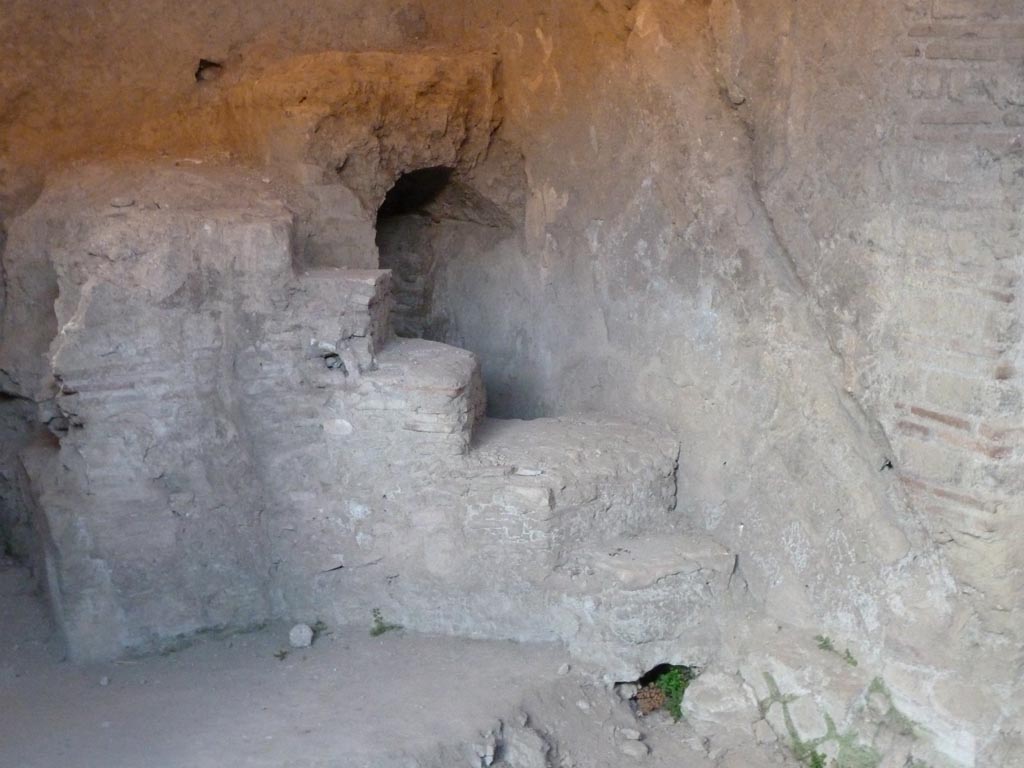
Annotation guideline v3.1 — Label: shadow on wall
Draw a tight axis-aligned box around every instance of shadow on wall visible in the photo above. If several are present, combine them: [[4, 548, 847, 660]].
[[0, 222, 44, 567], [374, 165, 541, 419]]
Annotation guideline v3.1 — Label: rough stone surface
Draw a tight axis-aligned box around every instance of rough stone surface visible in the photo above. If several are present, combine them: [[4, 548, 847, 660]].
[[0, 1, 1021, 765], [681, 671, 761, 739], [0, 166, 714, 680]]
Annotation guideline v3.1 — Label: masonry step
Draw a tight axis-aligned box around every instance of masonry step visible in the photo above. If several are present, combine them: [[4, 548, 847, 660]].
[[330, 526, 738, 680], [307, 415, 735, 677], [346, 337, 486, 456], [454, 417, 681, 562], [448, 422, 732, 676], [17, 164, 732, 672], [236, 336, 485, 525]]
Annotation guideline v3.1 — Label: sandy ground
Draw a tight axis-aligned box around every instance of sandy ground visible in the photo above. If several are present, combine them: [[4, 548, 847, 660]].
[[0, 562, 571, 768], [1, 560, 797, 768]]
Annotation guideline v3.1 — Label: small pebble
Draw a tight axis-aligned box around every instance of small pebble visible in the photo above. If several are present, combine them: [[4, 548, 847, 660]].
[[558, 663, 571, 675], [110, 197, 135, 208], [576, 699, 591, 711], [619, 741, 649, 758], [289, 623, 314, 648], [99, 676, 110, 686], [616, 683, 638, 700], [618, 727, 642, 741]]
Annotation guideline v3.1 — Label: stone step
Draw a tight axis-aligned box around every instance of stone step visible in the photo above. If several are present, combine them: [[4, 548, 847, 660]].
[[456, 417, 681, 563], [346, 337, 486, 456], [448, 420, 729, 675], [14, 164, 731, 675], [326, 525, 736, 680], [305, 416, 736, 677]]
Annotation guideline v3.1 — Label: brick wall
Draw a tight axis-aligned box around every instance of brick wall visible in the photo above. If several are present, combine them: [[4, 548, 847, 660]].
[[898, 0, 1023, 635]]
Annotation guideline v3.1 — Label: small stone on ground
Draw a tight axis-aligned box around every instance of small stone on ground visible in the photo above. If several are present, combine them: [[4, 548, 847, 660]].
[[619, 740, 650, 758], [289, 623, 314, 648]]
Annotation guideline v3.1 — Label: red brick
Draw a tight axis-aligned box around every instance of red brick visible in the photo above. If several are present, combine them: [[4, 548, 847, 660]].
[[904, 0, 933, 19], [993, 364, 1016, 380], [908, 65, 948, 99], [926, 505, 999, 541], [986, 444, 1014, 459], [936, 429, 1015, 459], [983, 289, 1016, 303], [901, 40, 926, 58], [904, 333, 1005, 360], [901, 475, 998, 511], [911, 126, 1024, 152], [910, 405, 973, 430], [948, 69, 1024, 105], [980, 424, 1024, 442]]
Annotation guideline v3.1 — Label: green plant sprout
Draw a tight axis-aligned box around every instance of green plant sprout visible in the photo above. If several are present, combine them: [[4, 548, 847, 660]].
[[654, 666, 694, 721], [370, 608, 403, 637], [815, 635, 858, 666], [311, 619, 329, 641]]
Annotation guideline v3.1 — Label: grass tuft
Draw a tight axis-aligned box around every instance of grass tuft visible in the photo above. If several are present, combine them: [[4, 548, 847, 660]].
[[653, 666, 694, 721], [370, 608, 403, 637]]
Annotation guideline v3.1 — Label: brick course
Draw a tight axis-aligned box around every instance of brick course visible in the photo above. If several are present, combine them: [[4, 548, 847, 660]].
[[895, 0, 1023, 635]]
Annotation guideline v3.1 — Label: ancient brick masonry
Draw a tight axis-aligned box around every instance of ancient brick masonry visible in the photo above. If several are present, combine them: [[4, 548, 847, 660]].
[[0, 164, 738, 680], [900, 0, 1023, 634]]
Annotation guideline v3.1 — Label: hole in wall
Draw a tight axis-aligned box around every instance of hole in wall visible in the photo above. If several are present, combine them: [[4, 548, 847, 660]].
[[322, 352, 347, 373], [614, 664, 697, 720], [377, 167, 453, 220], [374, 162, 533, 417], [195, 58, 224, 83], [374, 166, 455, 339]]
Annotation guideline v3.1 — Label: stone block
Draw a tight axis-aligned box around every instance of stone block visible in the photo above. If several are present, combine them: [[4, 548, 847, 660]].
[[681, 671, 761, 737]]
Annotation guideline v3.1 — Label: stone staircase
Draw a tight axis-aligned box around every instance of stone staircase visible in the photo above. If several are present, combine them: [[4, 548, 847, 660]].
[[11, 164, 740, 675]]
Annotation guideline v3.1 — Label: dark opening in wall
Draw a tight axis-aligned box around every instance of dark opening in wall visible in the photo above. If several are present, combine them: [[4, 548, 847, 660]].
[[374, 165, 519, 341], [374, 166, 456, 339], [377, 167, 453, 220], [615, 664, 696, 721], [374, 161, 531, 416]]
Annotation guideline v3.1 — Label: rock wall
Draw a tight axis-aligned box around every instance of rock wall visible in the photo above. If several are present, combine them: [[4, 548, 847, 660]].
[[708, 0, 1024, 761], [0, 0, 1020, 765]]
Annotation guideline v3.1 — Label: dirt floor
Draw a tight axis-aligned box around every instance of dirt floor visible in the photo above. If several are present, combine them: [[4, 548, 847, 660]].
[[1, 559, 796, 768], [1, 559, 574, 768]]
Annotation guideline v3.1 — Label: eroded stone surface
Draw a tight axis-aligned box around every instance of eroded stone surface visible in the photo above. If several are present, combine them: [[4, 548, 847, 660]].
[[0, 166, 711, 679], [0, 2, 1020, 764]]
